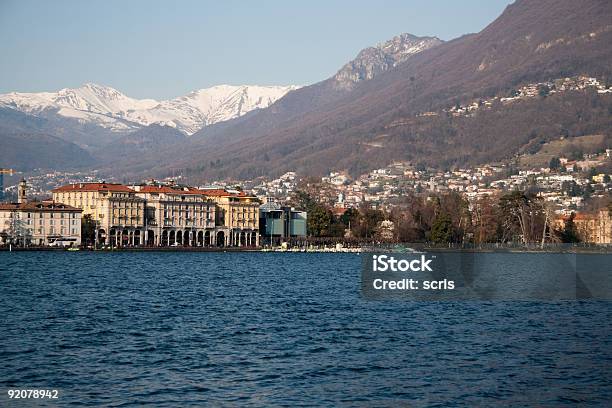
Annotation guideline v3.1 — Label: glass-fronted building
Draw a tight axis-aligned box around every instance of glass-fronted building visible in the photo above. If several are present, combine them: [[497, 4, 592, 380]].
[[259, 202, 307, 244]]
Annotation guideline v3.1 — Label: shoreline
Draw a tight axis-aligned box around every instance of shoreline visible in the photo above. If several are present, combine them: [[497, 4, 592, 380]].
[[1, 246, 610, 254]]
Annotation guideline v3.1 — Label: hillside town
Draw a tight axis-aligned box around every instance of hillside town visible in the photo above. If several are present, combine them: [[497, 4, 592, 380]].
[[1, 141, 611, 248], [251, 153, 611, 244], [445, 75, 612, 117]]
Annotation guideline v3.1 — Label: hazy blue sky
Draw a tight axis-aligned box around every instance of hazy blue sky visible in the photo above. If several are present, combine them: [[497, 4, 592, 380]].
[[0, 0, 513, 99]]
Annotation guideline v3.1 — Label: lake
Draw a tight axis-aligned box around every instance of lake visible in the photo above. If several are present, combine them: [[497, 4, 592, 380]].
[[1, 251, 610, 406]]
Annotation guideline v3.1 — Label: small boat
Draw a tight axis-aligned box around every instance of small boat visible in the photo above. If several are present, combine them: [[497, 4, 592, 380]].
[[67, 247, 80, 251]]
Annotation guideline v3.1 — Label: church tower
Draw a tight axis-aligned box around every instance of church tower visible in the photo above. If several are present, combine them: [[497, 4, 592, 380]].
[[18, 179, 27, 204]]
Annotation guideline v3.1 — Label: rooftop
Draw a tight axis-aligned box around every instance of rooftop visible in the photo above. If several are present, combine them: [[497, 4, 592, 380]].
[[52, 183, 135, 193], [0, 200, 82, 212]]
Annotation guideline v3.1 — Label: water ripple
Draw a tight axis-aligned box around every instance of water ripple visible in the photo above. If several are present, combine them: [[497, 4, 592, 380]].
[[0, 251, 610, 406]]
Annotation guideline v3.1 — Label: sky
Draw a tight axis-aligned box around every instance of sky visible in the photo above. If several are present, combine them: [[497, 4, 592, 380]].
[[0, 0, 513, 100]]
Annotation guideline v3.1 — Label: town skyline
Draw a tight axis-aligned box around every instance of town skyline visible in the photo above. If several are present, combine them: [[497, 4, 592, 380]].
[[2, 134, 610, 247]]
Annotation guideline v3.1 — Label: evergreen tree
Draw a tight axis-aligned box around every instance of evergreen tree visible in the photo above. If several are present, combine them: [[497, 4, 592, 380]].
[[430, 212, 453, 244], [81, 214, 96, 246], [549, 156, 561, 170], [307, 205, 332, 237], [560, 212, 580, 243]]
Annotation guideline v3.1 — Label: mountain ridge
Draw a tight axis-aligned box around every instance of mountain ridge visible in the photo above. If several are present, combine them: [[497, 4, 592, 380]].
[[0, 83, 299, 137], [155, 0, 612, 181], [333, 33, 443, 90], [0, 107, 96, 171]]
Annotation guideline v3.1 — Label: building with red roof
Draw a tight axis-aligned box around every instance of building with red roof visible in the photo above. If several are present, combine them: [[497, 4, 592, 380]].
[[52, 182, 145, 246], [1, 180, 82, 246], [50, 181, 261, 247], [130, 183, 218, 246]]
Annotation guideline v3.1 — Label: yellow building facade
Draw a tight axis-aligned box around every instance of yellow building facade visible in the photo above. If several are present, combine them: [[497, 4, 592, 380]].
[[52, 183, 260, 247], [52, 183, 146, 246], [558, 208, 612, 244], [201, 189, 260, 246], [131, 184, 218, 246]]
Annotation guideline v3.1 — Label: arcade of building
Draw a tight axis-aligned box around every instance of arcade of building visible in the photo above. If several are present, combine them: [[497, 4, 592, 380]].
[[51, 182, 260, 247]]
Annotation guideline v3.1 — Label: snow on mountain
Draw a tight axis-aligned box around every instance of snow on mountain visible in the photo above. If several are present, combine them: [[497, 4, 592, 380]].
[[118, 84, 301, 134], [0, 83, 299, 135], [333, 33, 443, 90]]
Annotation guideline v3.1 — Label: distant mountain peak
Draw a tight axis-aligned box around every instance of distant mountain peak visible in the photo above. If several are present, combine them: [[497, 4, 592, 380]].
[[333, 33, 443, 90], [0, 83, 299, 135]]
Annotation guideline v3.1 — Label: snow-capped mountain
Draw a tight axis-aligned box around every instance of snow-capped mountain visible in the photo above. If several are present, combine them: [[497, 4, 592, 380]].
[[118, 84, 301, 134], [0, 83, 299, 135]]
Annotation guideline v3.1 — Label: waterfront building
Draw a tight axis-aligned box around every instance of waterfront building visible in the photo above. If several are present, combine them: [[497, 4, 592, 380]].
[[52, 183, 145, 246], [259, 202, 307, 244], [130, 184, 217, 246], [202, 188, 260, 246], [601, 208, 612, 244], [52, 182, 260, 247], [0, 180, 81, 246], [556, 208, 612, 244]]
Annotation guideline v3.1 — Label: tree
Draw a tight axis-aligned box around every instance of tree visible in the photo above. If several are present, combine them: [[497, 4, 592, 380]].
[[291, 190, 336, 237], [3, 211, 32, 246], [307, 205, 332, 237], [499, 191, 531, 244], [549, 156, 561, 170], [473, 196, 501, 244], [430, 212, 453, 244], [439, 192, 471, 243], [340, 208, 359, 228], [538, 84, 550, 97], [82, 214, 96, 246], [562, 181, 582, 197], [291, 190, 317, 212], [559, 212, 580, 243], [352, 205, 385, 239], [395, 217, 426, 242]]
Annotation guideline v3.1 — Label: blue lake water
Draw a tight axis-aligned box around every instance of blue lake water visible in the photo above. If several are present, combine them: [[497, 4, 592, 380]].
[[1, 251, 611, 406]]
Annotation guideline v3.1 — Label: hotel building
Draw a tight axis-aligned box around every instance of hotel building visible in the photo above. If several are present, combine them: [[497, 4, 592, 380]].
[[52, 183, 146, 246], [201, 188, 260, 246], [130, 184, 217, 246], [51, 182, 261, 247], [1, 180, 82, 246], [556, 208, 612, 244]]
